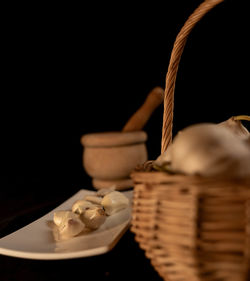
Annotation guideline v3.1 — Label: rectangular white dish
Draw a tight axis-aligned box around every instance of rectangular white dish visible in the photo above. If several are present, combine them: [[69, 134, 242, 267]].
[[0, 189, 133, 260]]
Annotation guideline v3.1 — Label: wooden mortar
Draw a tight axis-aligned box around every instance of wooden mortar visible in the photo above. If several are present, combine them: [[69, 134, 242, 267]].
[[81, 87, 164, 190]]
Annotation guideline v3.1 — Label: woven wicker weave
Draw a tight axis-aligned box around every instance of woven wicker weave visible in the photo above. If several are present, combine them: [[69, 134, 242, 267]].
[[130, 1, 250, 281]]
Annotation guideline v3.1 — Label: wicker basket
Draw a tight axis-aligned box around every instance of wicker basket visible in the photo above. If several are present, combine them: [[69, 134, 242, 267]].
[[130, 1, 250, 281]]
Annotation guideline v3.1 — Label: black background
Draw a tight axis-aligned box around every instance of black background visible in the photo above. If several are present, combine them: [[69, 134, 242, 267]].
[[1, 0, 249, 280]]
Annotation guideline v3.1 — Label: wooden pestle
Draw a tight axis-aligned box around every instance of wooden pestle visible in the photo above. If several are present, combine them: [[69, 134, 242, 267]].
[[122, 87, 164, 132]]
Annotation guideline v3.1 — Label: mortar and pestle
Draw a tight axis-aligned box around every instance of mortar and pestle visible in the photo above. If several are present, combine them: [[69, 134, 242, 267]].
[[81, 87, 164, 190]]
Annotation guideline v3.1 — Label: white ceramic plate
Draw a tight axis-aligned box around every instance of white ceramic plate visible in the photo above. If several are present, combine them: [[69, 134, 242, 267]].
[[0, 189, 133, 260]]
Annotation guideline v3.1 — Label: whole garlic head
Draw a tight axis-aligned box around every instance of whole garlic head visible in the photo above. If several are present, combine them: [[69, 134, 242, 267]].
[[170, 123, 250, 178]]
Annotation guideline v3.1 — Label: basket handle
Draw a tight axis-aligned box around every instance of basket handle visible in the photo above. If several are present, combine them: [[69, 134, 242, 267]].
[[161, 0, 224, 153]]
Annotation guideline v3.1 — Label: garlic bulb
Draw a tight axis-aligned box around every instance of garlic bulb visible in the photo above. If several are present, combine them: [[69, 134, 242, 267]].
[[72, 200, 95, 215], [170, 123, 250, 178], [155, 115, 250, 168], [218, 115, 249, 139], [101, 191, 129, 216], [81, 206, 106, 229]]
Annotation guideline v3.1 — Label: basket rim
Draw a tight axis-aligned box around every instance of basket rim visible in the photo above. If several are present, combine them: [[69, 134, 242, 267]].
[[131, 170, 250, 185]]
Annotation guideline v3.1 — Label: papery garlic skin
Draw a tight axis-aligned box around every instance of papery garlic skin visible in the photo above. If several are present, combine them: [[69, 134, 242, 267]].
[[57, 211, 85, 240], [81, 206, 106, 229], [218, 117, 249, 140], [72, 200, 95, 215], [154, 144, 172, 167], [170, 123, 250, 179], [246, 136, 250, 147], [101, 191, 129, 216]]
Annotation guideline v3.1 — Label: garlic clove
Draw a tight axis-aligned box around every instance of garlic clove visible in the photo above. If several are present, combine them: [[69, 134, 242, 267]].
[[72, 200, 95, 215], [81, 206, 106, 229], [101, 191, 129, 216], [53, 210, 72, 226], [96, 185, 116, 197], [218, 116, 249, 139], [57, 211, 85, 240], [84, 195, 102, 205]]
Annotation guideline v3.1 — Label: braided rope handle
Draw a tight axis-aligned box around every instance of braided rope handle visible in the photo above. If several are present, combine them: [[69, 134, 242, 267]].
[[161, 0, 224, 153]]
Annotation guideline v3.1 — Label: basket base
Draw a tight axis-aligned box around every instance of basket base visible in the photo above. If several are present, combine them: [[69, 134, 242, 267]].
[[92, 178, 133, 190]]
